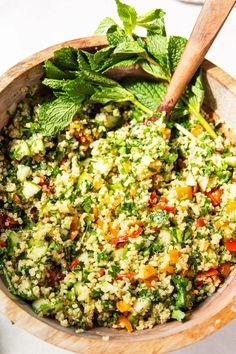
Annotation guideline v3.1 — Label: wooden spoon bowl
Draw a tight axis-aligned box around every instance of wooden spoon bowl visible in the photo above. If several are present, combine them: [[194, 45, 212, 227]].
[[0, 36, 236, 354]]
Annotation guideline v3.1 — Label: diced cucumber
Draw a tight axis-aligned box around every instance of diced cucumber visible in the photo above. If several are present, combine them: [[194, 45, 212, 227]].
[[93, 157, 113, 176], [17, 165, 32, 181], [32, 298, 51, 314], [32, 298, 63, 315], [31, 137, 45, 154], [186, 172, 197, 186], [74, 282, 90, 301], [13, 141, 30, 160], [22, 181, 41, 199], [133, 298, 151, 314], [27, 242, 48, 261], [159, 229, 172, 245], [225, 156, 236, 167], [8, 232, 21, 255], [198, 176, 209, 191]]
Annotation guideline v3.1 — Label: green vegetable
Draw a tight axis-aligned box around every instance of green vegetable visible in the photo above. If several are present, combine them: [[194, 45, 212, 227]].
[[173, 275, 189, 309], [115, 0, 137, 36], [172, 309, 186, 321], [0, 264, 16, 295], [94, 17, 117, 35], [36, 0, 216, 139], [38, 97, 79, 137]]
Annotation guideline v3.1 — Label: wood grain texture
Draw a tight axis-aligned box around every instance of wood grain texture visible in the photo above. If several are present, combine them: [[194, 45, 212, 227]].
[[159, 0, 236, 113], [1, 36, 236, 354]]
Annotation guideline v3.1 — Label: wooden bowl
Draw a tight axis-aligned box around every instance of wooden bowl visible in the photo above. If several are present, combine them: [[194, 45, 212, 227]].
[[0, 36, 236, 354]]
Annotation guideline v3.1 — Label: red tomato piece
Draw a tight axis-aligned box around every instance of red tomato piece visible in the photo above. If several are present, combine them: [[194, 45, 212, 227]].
[[69, 259, 80, 271], [224, 240, 236, 252], [205, 188, 223, 206], [196, 218, 206, 228]]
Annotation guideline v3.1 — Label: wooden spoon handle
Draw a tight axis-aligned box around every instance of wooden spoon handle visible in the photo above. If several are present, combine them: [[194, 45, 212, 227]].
[[159, 0, 236, 114]]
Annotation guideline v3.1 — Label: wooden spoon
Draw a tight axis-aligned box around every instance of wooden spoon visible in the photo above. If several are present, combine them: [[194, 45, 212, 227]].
[[159, 0, 236, 115]]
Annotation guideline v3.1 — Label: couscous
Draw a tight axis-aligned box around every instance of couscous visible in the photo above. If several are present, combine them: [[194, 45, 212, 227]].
[[0, 93, 236, 332]]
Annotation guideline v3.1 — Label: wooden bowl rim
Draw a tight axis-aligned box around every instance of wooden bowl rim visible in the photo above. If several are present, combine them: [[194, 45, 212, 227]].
[[0, 35, 236, 354]]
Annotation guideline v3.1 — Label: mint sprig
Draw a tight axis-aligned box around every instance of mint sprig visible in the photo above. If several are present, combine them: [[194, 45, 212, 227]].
[[37, 0, 216, 139]]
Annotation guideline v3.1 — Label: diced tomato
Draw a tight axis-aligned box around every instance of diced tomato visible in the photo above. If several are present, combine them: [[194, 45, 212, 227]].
[[116, 272, 136, 280], [155, 197, 176, 213], [197, 268, 218, 279], [48, 270, 56, 287], [70, 216, 79, 231], [196, 218, 206, 228], [130, 227, 143, 238], [195, 280, 203, 286], [112, 235, 128, 246], [224, 240, 236, 252], [0, 240, 6, 247], [151, 227, 160, 231], [157, 204, 176, 214], [57, 273, 66, 281], [0, 213, 18, 229], [98, 268, 105, 277], [149, 115, 160, 122], [205, 188, 223, 206], [69, 259, 80, 271], [219, 263, 231, 277], [149, 191, 158, 206]]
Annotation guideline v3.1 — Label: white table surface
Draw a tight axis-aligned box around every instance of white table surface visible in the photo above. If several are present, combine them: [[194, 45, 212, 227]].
[[0, 0, 236, 353]]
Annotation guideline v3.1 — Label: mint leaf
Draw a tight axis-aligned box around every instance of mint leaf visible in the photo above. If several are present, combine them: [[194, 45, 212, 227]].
[[137, 9, 165, 24], [95, 17, 117, 34], [123, 78, 167, 110], [168, 36, 187, 73], [38, 97, 79, 137], [115, 0, 137, 35], [90, 86, 134, 104], [147, 34, 170, 75], [44, 60, 69, 80], [53, 47, 78, 71], [103, 58, 139, 72], [113, 41, 146, 55], [42, 78, 67, 90], [77, 51, 91, 71], [93, 46, 115, 71], [140, 60, 169, 81], [137, 9, 166, 34], [79, 70, 119, 87], [63, 79, 95, 104], [188, 70, 204, 112], [107, 25, 129, 45]]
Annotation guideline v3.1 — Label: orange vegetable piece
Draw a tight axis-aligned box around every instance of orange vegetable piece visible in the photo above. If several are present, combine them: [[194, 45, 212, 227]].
[[176, 186, 193, 200], [117, 315, 133, 332], [169, 249, 180, 265], [197, 268, 218, 279], [143, 265, 157, 279], [160, 127, 171, 139], [219, 263, 231, 278], [116, 301, 132, 313], [191, 124, 204, 137], [143, 275, 159, 288], [225, 200, 236, 215], [160, 266, 175, 274]]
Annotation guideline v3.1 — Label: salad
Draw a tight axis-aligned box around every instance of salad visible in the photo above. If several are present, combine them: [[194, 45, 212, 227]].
[[0, 0, 236, 332]]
